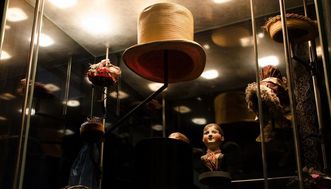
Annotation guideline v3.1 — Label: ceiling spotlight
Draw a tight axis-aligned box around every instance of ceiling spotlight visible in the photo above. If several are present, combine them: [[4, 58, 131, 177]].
[[0, 50, 11, 60], [192, 117, 207, 125], [48, 0, 77, 9], [258, 55, 279, 67], [173, 105, 191, 113], [201, 69, 219, 79], [7, 8, 27, 22]]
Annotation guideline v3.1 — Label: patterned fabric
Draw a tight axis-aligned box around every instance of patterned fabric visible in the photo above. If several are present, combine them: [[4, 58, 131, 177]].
[[292, 43, 320, 170]]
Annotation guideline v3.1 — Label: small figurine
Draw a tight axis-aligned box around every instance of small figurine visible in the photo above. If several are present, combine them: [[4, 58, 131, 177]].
[[200, 123, 225, 171]]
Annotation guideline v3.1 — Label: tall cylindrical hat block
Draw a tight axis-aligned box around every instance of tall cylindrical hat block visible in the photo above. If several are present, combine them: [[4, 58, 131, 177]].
[[134, 138, 193, 189]]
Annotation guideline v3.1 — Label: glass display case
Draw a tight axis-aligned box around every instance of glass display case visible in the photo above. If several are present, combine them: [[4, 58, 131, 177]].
[[1, 0, 330, 189]]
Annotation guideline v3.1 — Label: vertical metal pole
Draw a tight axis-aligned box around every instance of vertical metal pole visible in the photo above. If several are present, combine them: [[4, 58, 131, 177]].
[[279, 1, 304, 188], [303, 0, 328, 171], [249, 1, 269, 189], [313, 0, 331, 129], [162, 50, 168, 138], [0, 0, 9, 55], [61, 56, 72, 137], [13, 0, 45, 189], [99, 48, 109, 189], [63, 56, 72, 116], [162, 93, 166, 138]]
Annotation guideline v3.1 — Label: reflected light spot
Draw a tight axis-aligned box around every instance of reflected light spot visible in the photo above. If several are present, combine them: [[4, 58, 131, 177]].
[[0, 93, 16, 100], [44, 83, 60, 92], [258, 56, 279, 67], [110, 91, 129, 99], [148, 82, 166, 91], [201, 70, 219, 79], [213, 0, 232, 4], [173, 105, 191, 113], [151, 124, 163, 131], [192, 117, 207, 125], [7, 8, 27, 22], [257, 32, 264, 38], [58, 129, 75, 135], [38, 33, 54, 47], [0, 116, 7, 121], [19, 108, 36, 116], [63, 100, 80, 107], [1, 50, 11, 60], [203, 44, 210, 50], [48, 0, 77, 9], [81, 13, 111, 34]]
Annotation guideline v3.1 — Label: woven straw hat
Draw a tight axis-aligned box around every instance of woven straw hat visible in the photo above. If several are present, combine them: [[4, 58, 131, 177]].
[[264, 13, 317, 43], [122, 2, 206, 83]]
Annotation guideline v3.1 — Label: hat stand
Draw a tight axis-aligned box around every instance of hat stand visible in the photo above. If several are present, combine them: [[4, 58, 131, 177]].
[[105, 50, 169, 134]]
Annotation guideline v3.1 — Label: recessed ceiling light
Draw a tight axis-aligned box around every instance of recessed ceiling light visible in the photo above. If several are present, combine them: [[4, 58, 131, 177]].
[[48, 0, 77, 9], [44, 83, 60, 92], [0, 116, 7, 121], [0, 93, 16, 100], [173, 105, 191, 113], [192, 117, 207, 125], [63, 100, 80, 107], [201, 69, 219, 79], [7, 8, 27, 22], [1, 50, 11, 60], [58, 129, 75, 135], [110, 91, 129, 99], [258, 56, 279, 67], [151, 124, 163, 131]]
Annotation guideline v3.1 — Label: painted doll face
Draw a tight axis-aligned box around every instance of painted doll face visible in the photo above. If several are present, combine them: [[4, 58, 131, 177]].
[[202, 125, 223, 145]]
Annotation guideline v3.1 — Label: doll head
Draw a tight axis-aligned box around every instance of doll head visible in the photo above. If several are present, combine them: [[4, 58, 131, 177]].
[[202, 123, 224, 149]]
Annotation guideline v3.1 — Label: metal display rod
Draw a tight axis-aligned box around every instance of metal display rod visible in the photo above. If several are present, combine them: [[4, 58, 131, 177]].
[[13, 0, 46, 189], [249, 1, 269, 189], [278, 0, 304, 189], [302, 0, 328, 171], [106, 50, 169, 134]]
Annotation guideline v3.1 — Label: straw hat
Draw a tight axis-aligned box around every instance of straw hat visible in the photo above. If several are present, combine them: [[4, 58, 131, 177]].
[[122, 2, 206, 83], [264, 13, 317, 43]]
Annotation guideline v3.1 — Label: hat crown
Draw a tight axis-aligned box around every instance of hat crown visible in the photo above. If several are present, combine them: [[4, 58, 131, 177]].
[[138, 2, 194, 44]]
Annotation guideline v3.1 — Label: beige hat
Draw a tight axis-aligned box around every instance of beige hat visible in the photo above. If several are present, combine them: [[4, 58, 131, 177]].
[[122, 2, 206, 83], [264, 13, 317, 43]]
